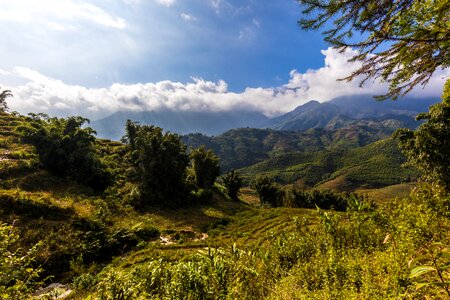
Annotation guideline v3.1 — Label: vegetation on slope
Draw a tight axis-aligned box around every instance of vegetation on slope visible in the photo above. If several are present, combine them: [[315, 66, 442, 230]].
[[182, 124, 396, 172], [0, 84, 448, 299], [239, 138, 418, 189]]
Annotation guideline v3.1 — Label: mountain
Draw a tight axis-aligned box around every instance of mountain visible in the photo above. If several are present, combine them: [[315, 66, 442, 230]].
[[91, 110, 269, 140], [268, 95, 438, 131], [90, 95, 439, 140]]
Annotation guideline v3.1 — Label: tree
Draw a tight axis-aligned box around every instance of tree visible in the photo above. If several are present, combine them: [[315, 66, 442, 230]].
[[18, 114, 111, 191], [394, 83, 450, 191], [124, 121, 189, 207], [251, 176, 284, 207], [298, 0, 450, 99], [0, 88, 12, 112], [189, 146, 221, 189], [221, 170, 243, 201]]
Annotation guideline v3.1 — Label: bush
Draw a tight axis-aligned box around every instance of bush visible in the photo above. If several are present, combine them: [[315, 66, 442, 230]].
[[285, 189, 370, 211], [0, 222, 43, 298], [17, 114, 111, 191], [251, 176, 284, 207]]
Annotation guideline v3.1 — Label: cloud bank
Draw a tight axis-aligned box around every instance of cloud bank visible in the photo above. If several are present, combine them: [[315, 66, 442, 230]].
[[4, 48, 448, 120]]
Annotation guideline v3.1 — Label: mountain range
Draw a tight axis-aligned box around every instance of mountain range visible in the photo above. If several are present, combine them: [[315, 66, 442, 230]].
[[90, 95, 439, 140]]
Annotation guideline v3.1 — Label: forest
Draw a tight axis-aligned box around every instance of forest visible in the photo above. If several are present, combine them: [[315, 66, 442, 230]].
[[1, 0, 450, 299]]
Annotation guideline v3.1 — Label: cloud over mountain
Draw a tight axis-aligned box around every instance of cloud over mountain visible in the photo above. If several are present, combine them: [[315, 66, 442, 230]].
[[5, 48, 448, 120]]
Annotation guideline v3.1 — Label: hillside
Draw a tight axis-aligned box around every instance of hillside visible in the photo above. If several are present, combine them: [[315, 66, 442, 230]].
[[237, 137, 418, 189], [182, 124, 399, 172], [2, 110, 450, 299], [91, 110, 269, 140]]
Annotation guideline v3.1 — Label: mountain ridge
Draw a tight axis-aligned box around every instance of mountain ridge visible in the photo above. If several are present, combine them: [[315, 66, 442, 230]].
[[90, 95, 439, 140]]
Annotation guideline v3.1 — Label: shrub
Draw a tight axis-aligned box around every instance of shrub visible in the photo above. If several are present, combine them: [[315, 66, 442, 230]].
[[0, 222, 43, 298], [17, 114, 111, 191], [251, 176, 284, 207]]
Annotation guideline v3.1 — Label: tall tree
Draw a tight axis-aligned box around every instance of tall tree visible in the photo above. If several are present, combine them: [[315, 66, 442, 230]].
[[394, 82, 450, 191], [221, 170, 243, 201], [124, 121, 189, 207], [299, 0, 450, 99], [188, 146, 220, 189], [0, 88, 12, 112]]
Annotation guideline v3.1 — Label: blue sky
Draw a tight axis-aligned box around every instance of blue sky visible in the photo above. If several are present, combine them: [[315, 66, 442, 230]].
[[0, 0, 447, 119]]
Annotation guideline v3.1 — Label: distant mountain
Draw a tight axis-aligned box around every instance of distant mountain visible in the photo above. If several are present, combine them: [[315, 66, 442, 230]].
[[90, 94, 439, 140], [91, 110, 269, 140], [267, 95, 438, 131]]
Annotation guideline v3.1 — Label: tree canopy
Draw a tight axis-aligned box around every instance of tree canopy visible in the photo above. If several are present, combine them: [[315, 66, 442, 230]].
[[299, 0, 450, 99], [394, 82, 450, 191], [18, 114, 111, 191], [188, 146, 220, 189], [124, 121, 190, 207], [0, 88, 12, 112]]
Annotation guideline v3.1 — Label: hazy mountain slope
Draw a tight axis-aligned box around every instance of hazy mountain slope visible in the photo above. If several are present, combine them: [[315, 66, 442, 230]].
[[91, 110, 269, 140], [89, 95, 438, 140], [267, 95, 438, 131]]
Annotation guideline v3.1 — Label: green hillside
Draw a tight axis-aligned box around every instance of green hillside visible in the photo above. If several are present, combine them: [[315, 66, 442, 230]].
[[237, 138, 418, 190], [183, 124, 397, 172], [1, 110, 448, 300]]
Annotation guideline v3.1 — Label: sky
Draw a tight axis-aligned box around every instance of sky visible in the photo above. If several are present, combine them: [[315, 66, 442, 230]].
[[0, 0, 448, 120]]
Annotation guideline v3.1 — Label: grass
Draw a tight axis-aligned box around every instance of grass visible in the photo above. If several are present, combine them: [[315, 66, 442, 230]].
[[356, 182, 414, 204], [209, 207, 319, 248]]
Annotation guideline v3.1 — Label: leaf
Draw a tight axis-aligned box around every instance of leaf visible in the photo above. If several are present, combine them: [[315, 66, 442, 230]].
[[430, 242, 448, 249], [415, 282, 431, 290], [408, 255, 430, 268], [410, 266, 436, 278], [437, 250, 450, 260]]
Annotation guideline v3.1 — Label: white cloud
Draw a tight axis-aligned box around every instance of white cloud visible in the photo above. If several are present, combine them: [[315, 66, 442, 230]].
[[180, 13, 197, 22], [155, 0, 176, 7], [5, 48, 448, 120], [0, 0, 126, 29]]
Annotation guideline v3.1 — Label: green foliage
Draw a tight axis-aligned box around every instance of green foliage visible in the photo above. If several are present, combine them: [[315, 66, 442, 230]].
[[221, 170, 243, 201], [124, 120, 189, 207], [394, 101, 450, 190], [92, 246, 269, 300], [0, 222, 42, 299], [188, 146, 220, 189], [17, 114, 111, 191], [0, 88, 12, 112], [409, 243, 450, 298], [251, 176, 284, 207], [240, 138, 418, 188], [285, 189, 372, 212], [0, 191, 74, 220], [81, 183, 450, 299], [299, 0, 450, 99], [183, 126, 392, 172]]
